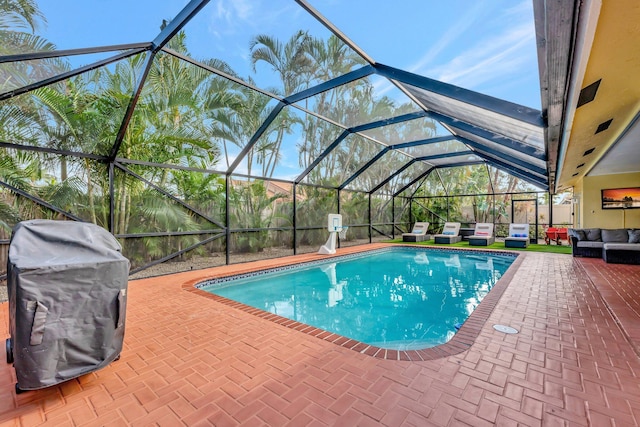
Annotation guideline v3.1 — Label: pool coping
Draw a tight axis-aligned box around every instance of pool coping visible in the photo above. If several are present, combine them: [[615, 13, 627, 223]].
[[182, 244, 525, 361]]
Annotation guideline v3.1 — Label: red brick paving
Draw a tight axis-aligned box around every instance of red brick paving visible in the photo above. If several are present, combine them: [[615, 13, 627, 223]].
[[1, 245, 640, 426]]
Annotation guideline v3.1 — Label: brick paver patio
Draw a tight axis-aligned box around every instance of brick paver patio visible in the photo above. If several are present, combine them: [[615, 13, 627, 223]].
[[1, 245, 639, 426]]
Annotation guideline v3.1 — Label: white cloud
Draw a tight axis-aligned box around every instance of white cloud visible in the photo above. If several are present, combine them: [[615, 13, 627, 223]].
[[209, 0, 301, 37], [428, 21, 535, 89], [407, 2, 486, 74], [373, 1, 536, 102], [414, 2, 537, 96]]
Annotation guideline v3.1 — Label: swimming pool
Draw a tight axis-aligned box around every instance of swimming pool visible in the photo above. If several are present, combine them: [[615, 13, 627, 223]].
[[198, 247, 516, 352]]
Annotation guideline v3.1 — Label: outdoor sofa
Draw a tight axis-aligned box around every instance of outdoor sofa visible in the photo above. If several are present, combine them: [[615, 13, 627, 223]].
[[569, 228, 640, 264]]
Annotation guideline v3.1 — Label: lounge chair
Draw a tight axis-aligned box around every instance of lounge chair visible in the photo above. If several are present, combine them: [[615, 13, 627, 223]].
[[505, 223, 530, 248], [468, 223, 495, 246], [434, 222, 462, 244], [402, 222, 431, 242]]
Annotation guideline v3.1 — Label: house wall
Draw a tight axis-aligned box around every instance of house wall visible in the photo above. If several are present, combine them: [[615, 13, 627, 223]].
[[577, 172, 640, 228], [573, 180, 583, 228]]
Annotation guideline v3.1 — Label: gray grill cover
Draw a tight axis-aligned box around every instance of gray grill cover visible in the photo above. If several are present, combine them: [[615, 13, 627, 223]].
[[7, 220, 129, 390]]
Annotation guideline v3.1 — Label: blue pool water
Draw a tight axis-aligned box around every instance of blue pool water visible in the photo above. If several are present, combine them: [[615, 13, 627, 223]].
[[199, 248, 515, 350]]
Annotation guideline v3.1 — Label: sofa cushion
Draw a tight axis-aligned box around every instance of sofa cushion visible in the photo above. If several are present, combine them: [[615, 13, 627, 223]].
[[604, 242, 640, 251], [584, 228, 601, 241], [572, 229, 587, 241], [577, 241, 604, 248], [629, 229, 640, 244], [602, 229, 629, 243]]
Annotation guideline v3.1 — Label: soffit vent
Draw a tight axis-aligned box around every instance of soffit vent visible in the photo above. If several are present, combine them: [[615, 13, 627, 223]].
[[583, 147, 595, 156], [595, 118, 613, 134], [572, 172, 579, 176], [577, 163, 585, 168], [577, 79, 601, 108]]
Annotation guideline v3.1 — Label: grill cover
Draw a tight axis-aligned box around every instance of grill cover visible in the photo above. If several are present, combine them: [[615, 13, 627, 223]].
[[7, 219, 130, 390]]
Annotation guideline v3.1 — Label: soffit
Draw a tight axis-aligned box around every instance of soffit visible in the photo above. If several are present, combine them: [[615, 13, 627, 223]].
[[557, 0, 640, 189]]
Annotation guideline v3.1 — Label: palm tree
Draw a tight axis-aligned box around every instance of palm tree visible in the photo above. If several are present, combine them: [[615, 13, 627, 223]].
[[0, 0, 71, 233], [249, 31, 314, 178], [0, 0, 66, 91]]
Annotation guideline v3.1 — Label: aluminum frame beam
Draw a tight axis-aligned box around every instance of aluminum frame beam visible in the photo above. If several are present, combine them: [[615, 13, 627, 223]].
[[390, 135, 457, 150], [0, 180, 83, 222], [453, 136, 547, 177], [393, 167, 435, 197], [294, 0, 376, 65], [369, 160, 416, 193], [151, 0, 210, 53], [374, 63, 545, 127], [0, 43, 151, 64], [108, 53, 155, 161], [284, 65, 376, 104], [227, 102, 285, 174], [0, 49, 146, 101], [427, 111, 546, 160], [295, 130, 350, 184], [115, 162, 226, 229], [129, 232, 225, 275], [469, 154, 549, 189], [0, 141, 107, 161], [226, 66, 377, 175], [415, 151, 475, 162], [339, 147, 390, 190], [296, 111, 429, 183], [353, 111, 428, 132]]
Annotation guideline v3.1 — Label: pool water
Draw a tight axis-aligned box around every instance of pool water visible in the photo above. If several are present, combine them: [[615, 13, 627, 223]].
[[199, 248, 515, 350]]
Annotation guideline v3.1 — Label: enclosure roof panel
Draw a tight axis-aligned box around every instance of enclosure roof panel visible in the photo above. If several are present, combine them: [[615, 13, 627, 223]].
[[2, 0, 549, 195]]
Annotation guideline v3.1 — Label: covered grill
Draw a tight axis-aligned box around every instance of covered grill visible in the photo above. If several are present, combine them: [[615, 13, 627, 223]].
[[5, 220, 129, 392]]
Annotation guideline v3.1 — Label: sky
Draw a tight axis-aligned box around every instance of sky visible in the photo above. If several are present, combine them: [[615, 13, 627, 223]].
[[33, 0, 542, 181], [36, 0, 541, 109]]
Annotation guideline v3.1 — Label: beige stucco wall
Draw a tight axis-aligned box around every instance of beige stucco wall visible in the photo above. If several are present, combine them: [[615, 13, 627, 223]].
[[576, 172, 640, 228], [573, 180, 583, 228]]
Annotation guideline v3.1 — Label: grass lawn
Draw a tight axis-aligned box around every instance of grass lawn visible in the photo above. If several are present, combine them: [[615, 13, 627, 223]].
[[385, 239, 573, 254]]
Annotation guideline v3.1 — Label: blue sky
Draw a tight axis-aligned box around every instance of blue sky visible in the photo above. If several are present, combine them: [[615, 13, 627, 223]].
[[36, 0, 541, 109]]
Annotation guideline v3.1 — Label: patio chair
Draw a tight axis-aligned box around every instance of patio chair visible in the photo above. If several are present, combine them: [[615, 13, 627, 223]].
[[505, 223, 530, 248], [402, 222, 431, 242], [434, 222, 462, 244], [468, 223, 495, 246], [545, 227, 568, 245]]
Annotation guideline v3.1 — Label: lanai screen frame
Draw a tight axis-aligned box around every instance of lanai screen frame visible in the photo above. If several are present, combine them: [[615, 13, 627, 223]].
[[0, 0, 550, 278]]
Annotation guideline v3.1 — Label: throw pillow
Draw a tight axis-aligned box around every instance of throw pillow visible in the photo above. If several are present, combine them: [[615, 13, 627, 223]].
[[584, 228, 601, 242], [629, 229, 640, 244], [574, 230, 586, 241], [443, 231, 454, 235], [602, 228, 629, 243], [412, 229, 420, 234], [476, 231, 489, 236]]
